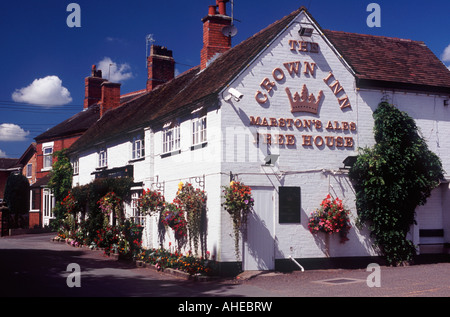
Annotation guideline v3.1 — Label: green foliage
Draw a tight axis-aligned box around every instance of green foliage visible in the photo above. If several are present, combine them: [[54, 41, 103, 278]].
[[3, 173, 30, 228], [349, 102, 444, 265], [48, 149, 73, 203], [48, 149, 73, 229]]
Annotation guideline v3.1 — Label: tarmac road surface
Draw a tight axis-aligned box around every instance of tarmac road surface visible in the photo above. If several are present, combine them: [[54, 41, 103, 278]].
[[1, 233, 449, 298]]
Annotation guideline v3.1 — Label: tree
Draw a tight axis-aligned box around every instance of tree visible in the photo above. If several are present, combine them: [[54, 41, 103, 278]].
[[47, 149, 73, 228], [349, 102, 444, 265], [3, 173, 30, 228]]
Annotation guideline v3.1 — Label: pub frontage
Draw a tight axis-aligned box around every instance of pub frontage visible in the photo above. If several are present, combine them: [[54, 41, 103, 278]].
[[68, 3, 450, 274]]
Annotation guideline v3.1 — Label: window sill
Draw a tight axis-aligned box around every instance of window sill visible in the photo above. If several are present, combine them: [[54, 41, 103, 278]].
[[161, 149, 181, 158], [190, 142, 208, 151], [129, 157, 145, 163]]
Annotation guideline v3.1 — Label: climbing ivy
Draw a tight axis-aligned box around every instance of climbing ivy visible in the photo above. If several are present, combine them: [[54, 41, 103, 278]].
[[349, 102, 444, 265]]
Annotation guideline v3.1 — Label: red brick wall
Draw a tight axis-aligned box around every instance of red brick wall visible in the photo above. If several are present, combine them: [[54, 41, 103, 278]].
[[100, 82, 121, 117], [29, 211, 40, 229], [201, 15, 232, 70], [147, 46, 175, 91]]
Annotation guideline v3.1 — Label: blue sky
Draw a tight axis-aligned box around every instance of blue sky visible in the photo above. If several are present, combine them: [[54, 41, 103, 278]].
[[0, 0, 449, 158]]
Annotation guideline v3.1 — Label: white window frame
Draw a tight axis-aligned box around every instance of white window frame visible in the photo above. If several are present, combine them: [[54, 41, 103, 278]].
[[43, 188, 55, 225], [132, 135, 145, 160], [192, 115, 207, 146], [98, 148, 107, 168], [131, 191, 145, 226], [162, 123, 180, 154], [43, 146, 53, 170], [72, 157, 79, 175], [26, 163, 33, 178]]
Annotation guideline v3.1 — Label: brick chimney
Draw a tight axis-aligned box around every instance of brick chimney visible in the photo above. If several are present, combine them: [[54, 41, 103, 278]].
[[84, 65, 107, 109], [200, 0, 232, 70], [147, 45, 175, 92], [100, 81, 121, 117]]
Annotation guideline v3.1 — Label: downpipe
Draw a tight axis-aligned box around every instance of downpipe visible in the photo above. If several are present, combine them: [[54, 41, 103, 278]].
[[288, 255, 305, 272]]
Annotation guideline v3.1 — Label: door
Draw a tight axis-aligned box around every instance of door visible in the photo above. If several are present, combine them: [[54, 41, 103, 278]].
[[243, 187, 275, 271], [42, 188, 55, 227]]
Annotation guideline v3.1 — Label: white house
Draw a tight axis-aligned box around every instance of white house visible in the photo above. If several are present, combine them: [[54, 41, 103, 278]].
[[68, 4, 450, 274]]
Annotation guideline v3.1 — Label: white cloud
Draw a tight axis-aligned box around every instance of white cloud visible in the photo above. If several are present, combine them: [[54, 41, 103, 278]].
[[0, 123, 30, 141], [442, 44, 450, 62], [97, 57, 133, 82], [12, 76, 72, 106], [0, 149, 7, 158]]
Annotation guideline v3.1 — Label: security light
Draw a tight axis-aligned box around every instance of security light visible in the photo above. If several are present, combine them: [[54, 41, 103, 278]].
[[263, 154, 280, 166], [223, 87, 244, 102], [299, 26, 314, 37]]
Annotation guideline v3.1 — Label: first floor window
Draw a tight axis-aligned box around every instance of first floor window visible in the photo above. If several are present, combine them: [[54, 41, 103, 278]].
[[43, 147, 53, 169], [132, 135, 145, 160], [192, 115, 207, 145], [26, 163, 33, 178], [162, 124, 180, 154], [98, 148, 107, 168], [72, 157, 79, 175]]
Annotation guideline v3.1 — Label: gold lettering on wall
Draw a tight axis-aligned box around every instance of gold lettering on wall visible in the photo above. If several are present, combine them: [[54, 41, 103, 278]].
[[323, 72, 352, 110]]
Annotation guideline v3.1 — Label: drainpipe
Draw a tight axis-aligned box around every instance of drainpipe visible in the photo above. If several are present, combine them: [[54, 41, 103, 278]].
[[288, 256, 305, 272]]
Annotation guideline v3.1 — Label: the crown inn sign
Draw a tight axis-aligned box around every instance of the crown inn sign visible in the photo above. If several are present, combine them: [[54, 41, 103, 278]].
[[249, 41, 355, 149]]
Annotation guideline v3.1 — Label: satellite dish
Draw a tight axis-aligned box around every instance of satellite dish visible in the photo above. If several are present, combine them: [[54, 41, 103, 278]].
[[222, 25, 238, 37]]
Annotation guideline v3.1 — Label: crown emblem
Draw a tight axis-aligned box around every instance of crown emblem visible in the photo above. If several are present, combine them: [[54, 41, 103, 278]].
[[285, 85, 324, 114]]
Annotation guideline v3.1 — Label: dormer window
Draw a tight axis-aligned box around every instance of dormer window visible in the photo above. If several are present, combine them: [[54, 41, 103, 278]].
[[98, 147, 107, 168]]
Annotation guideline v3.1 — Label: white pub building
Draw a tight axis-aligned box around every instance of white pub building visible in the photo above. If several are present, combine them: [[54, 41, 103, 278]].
[[68, 3, 450, 274]]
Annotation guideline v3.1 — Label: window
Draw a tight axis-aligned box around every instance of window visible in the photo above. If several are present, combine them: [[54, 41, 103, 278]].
[[26, 163, 33, 178], [43, 188, 55, 219], [162, 124, 180, 154], [43, 147, 53, 169], [132, 135, 145, 160], [192, 116, 207, 146], [72, 158, 79, 175], [98, 148, 107, 168], [279, 187, 301, 224], [131, 191, 145, 226]]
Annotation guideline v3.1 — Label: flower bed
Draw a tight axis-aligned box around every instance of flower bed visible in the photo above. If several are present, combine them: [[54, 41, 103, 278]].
[[137, 245, 216, 276]]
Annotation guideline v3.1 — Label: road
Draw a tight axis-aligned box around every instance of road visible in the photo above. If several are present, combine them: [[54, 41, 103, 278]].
[[1, 233, 449, 299]]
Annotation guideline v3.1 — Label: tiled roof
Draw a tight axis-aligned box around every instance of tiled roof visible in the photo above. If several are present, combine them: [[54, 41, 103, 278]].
[[324, 30, 450, 94], [69, 7, 450, 153], [68, 7, 302, 153], [35, 104, 100, 142], [0, 158, 18, 170]]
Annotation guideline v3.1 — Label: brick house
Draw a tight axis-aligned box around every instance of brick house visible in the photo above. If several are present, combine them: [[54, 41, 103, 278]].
[[68, 3, 450, 273]]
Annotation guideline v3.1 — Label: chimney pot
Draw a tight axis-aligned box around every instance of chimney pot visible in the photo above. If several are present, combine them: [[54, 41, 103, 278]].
[[201, 1, 232, 70], [217, 0, 227, 15], [84, 64, 107, 109], [208, 5, 217, 15]]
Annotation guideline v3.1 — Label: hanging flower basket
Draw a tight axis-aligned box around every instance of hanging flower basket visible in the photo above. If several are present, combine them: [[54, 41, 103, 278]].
[[139, 188, 165, 216], [98, 192, 123, 225], [176, 182, 207, 255], [222, 181, 254, 260], [308, 195, 351, 244], [161, 203, 187, 241]]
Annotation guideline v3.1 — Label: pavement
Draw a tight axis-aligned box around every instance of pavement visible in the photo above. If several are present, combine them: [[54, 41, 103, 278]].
[[1, 232, 449, 298]]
